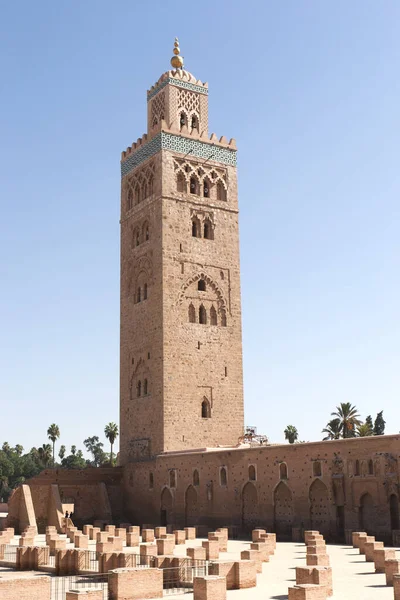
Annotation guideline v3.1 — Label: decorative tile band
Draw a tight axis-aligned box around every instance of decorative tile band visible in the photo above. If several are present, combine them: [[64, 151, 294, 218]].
[[147, 78, 208, 101], [121, 133, 236, 177]]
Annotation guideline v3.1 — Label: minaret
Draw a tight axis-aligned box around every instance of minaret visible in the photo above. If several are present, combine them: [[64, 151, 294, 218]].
[[119, 40, 244, 463]]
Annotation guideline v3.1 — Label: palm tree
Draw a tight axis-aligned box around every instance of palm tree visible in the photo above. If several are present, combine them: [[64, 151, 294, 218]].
[[357, 422, 373, 437], [104, 422, 119, 465], [284, 425, 298, 444], [322, 418, 342, 440], [331, 403, 361, 438], [47, 424, 60, 464], [71, 445, 77, 455], [38, 444, 52, 467]]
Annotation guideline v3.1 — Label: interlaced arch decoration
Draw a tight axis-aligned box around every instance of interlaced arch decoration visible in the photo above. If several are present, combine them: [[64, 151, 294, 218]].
[[177, 89, 200, 114], [177, 272, 229, 317], [173, 158, 228, 200], [151, 92, 165, 125], [125, 161, 155, 209]]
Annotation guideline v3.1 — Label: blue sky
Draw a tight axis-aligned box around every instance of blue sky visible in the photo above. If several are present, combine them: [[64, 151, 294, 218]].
[[1, 1, 399, 456]]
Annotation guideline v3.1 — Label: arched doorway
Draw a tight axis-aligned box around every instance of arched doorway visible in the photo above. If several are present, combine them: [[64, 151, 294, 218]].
[[309, 479, 330, 537], [160, 487, 173, 526], [390, 494, 400, 530], [359, 493, 374, 533], [185, 485, 198, 526], [242, 482, 258, 534], [274, 481, 293, 539]]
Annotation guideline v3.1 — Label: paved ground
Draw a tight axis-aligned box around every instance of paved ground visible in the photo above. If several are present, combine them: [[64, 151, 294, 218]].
[[1, 536, 399, 598]]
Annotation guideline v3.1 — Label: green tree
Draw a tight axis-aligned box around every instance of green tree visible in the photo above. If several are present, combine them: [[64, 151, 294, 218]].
[[47, 424, 60, 464], [331, 403, 360, 438], [38, 444, 52, 467], [284, 425, 298, 444], [365, 415, 373, 430], [71, 445, 77, 455], [14, 445, 24, 456], [322, 418, 342, 440], [84, 436, 107, 467], [373, 411, 385, 436], [61, 451, 87, 469], [58, 445, 66, 461], [104, 423, 119, 464], [357, 422, 374, 437]]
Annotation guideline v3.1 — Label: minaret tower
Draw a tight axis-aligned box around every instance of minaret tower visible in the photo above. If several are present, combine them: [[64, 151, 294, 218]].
[[119, 40, 244, 463]]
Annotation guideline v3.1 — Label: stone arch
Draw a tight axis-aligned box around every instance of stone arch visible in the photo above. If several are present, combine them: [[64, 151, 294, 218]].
[[390, 494, 400, 530], [177, 172, 187, 193], [274, 481, 293, 539], [359, 492, 374, 533], [216, 179, 227, 201], [177, 273, 228, 316], [241, 482, 258, 534], [309, 479, 330, 537], [160, 486, 173, 526], [201, 397, 211, 418], [185, 485, 198, 526]]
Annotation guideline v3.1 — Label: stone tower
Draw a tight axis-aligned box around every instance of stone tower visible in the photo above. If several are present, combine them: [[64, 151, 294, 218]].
[[119, 40, 244, 464]]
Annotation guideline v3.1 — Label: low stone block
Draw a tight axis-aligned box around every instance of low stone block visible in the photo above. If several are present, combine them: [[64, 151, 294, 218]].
[[105, 525, 115, 535], [374, 547, 396, 573], [306, 554, 330, 567], [364, 541, 383, 562], [252, 528, 266, 542], [128, 526, 140, 535], [126, 532, 139, 547], [115, 528, 126, 541], [142, 529, 155, 543], [66, 591, 104, 600], [96, 542, 113, 555], [208, 532, 227, 552], [385, 559, 400, 585], [307, 545, 327, 556], [394, 574, 400, 600], [74, 534, 88, 549], [90, 527, 100, 541], [352, 531, 367, 548], [19, 536, 35, 547], [155, 526, 167, 538], [209, 561, 236, 589], [234, 560, 257, 589], [156, 537, 175, 555], [296, 566, 332, 596], [185, 527, 196, 540], [49, 538, 67, 556], [0, 575, 51, 600], [202, 540, 219, 560], [240, 549, 262, 573], [174, 530, 186, 545], [304, 531, 320, 544], [108, 567, 163, 599], [289, 583, 327, 600], [83, 525, 93, 536], [250, 542, 271, 562], [193, 575, 226, 600], [97, 531, 109, 543], [359, 535, 374, 555], [140, 543, 157, 557], [187, 546, 207, 560]]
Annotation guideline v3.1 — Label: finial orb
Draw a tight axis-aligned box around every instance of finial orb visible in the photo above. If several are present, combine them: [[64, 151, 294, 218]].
[[171, 55, 184, 69], [173, 47, 180, 55]]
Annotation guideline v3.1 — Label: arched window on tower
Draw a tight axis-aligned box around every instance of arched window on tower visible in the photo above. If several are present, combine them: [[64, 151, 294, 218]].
[[279, 462, 288, 480], [192, 218, 200, 237], [220, 309, 227, 327], [144, 379, 148, 395], [142, 222, 149, 242], [137, 380, 142, 397], [177, 173, 186, 193], [313, 461, 322, 477], [180, 112, 187, 129], [220, 467, 227, 486], [127, 189, 133, 211], [193, 469, 200, 486], [134, 185, 140, 205], [201, 398, 211, 418], [190, 177, 199, 195], [144, 283, 148, 300], [368, 459, 374, 475], [249, 465, 256, 481], [169, 469, 176, 488], [137, 287, 141, 303], [203, 219, 213, 240], [149, 472, 154, 489], [198, 279, 206, 292], [203, 178, 210, 198], [142, 182, 148, 202], [188, 303, 196, 323], [210, 306, 217, 326], [355, 460, 360, 476], [199, 304, 207, 325], [148, 176, 154, 197], [191, 114, 198, 131], [217, 181, 227, 201]]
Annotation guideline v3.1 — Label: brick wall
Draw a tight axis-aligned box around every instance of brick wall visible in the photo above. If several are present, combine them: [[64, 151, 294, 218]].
[[0, 576, 50, 600]]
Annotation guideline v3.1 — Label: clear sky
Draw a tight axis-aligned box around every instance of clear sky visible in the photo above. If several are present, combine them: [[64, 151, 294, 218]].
[[1, 1, 399, 457]]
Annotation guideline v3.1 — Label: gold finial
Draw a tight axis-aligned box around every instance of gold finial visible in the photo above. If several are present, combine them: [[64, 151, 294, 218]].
[[170, 37, 184, 69]]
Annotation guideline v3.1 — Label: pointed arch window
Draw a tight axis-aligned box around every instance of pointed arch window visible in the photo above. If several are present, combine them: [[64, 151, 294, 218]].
[[148, 176, 154, 197], [217, 181, 227, 201], [169, 469, 176, 488], [193, 469, 200, 486], [177, 172, 186, 193], [127, 189, 133, 210], [203, 178, 210, 198], [355, 460, 360, 476], [313, 461, 322, 477], [137, 287, 141, 303], [220, 309, 227, 327], [144, 283, 148, 300], [203, 219, 213, 240], [249, 465, 256, 481], [201, 398, 211, 418], [192, 218, 200, 237], [191, 115, 198, 131], [279, 462, 288, 480], [210, 305, 217, 326], [198, 279, 206, 292], [142, 183, 148, 201], [134, 185, 140, 205], [220, 467, 227, 486], [190, 177, 199, 195], [149, 472, 154, 489], [180, 112, 187, 129], [368, 459, 374, 476], [199, 304, 207, 325], [188, 303, 196, 323], [144, 378, 148, 395], [137, 380, 142, 397]]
